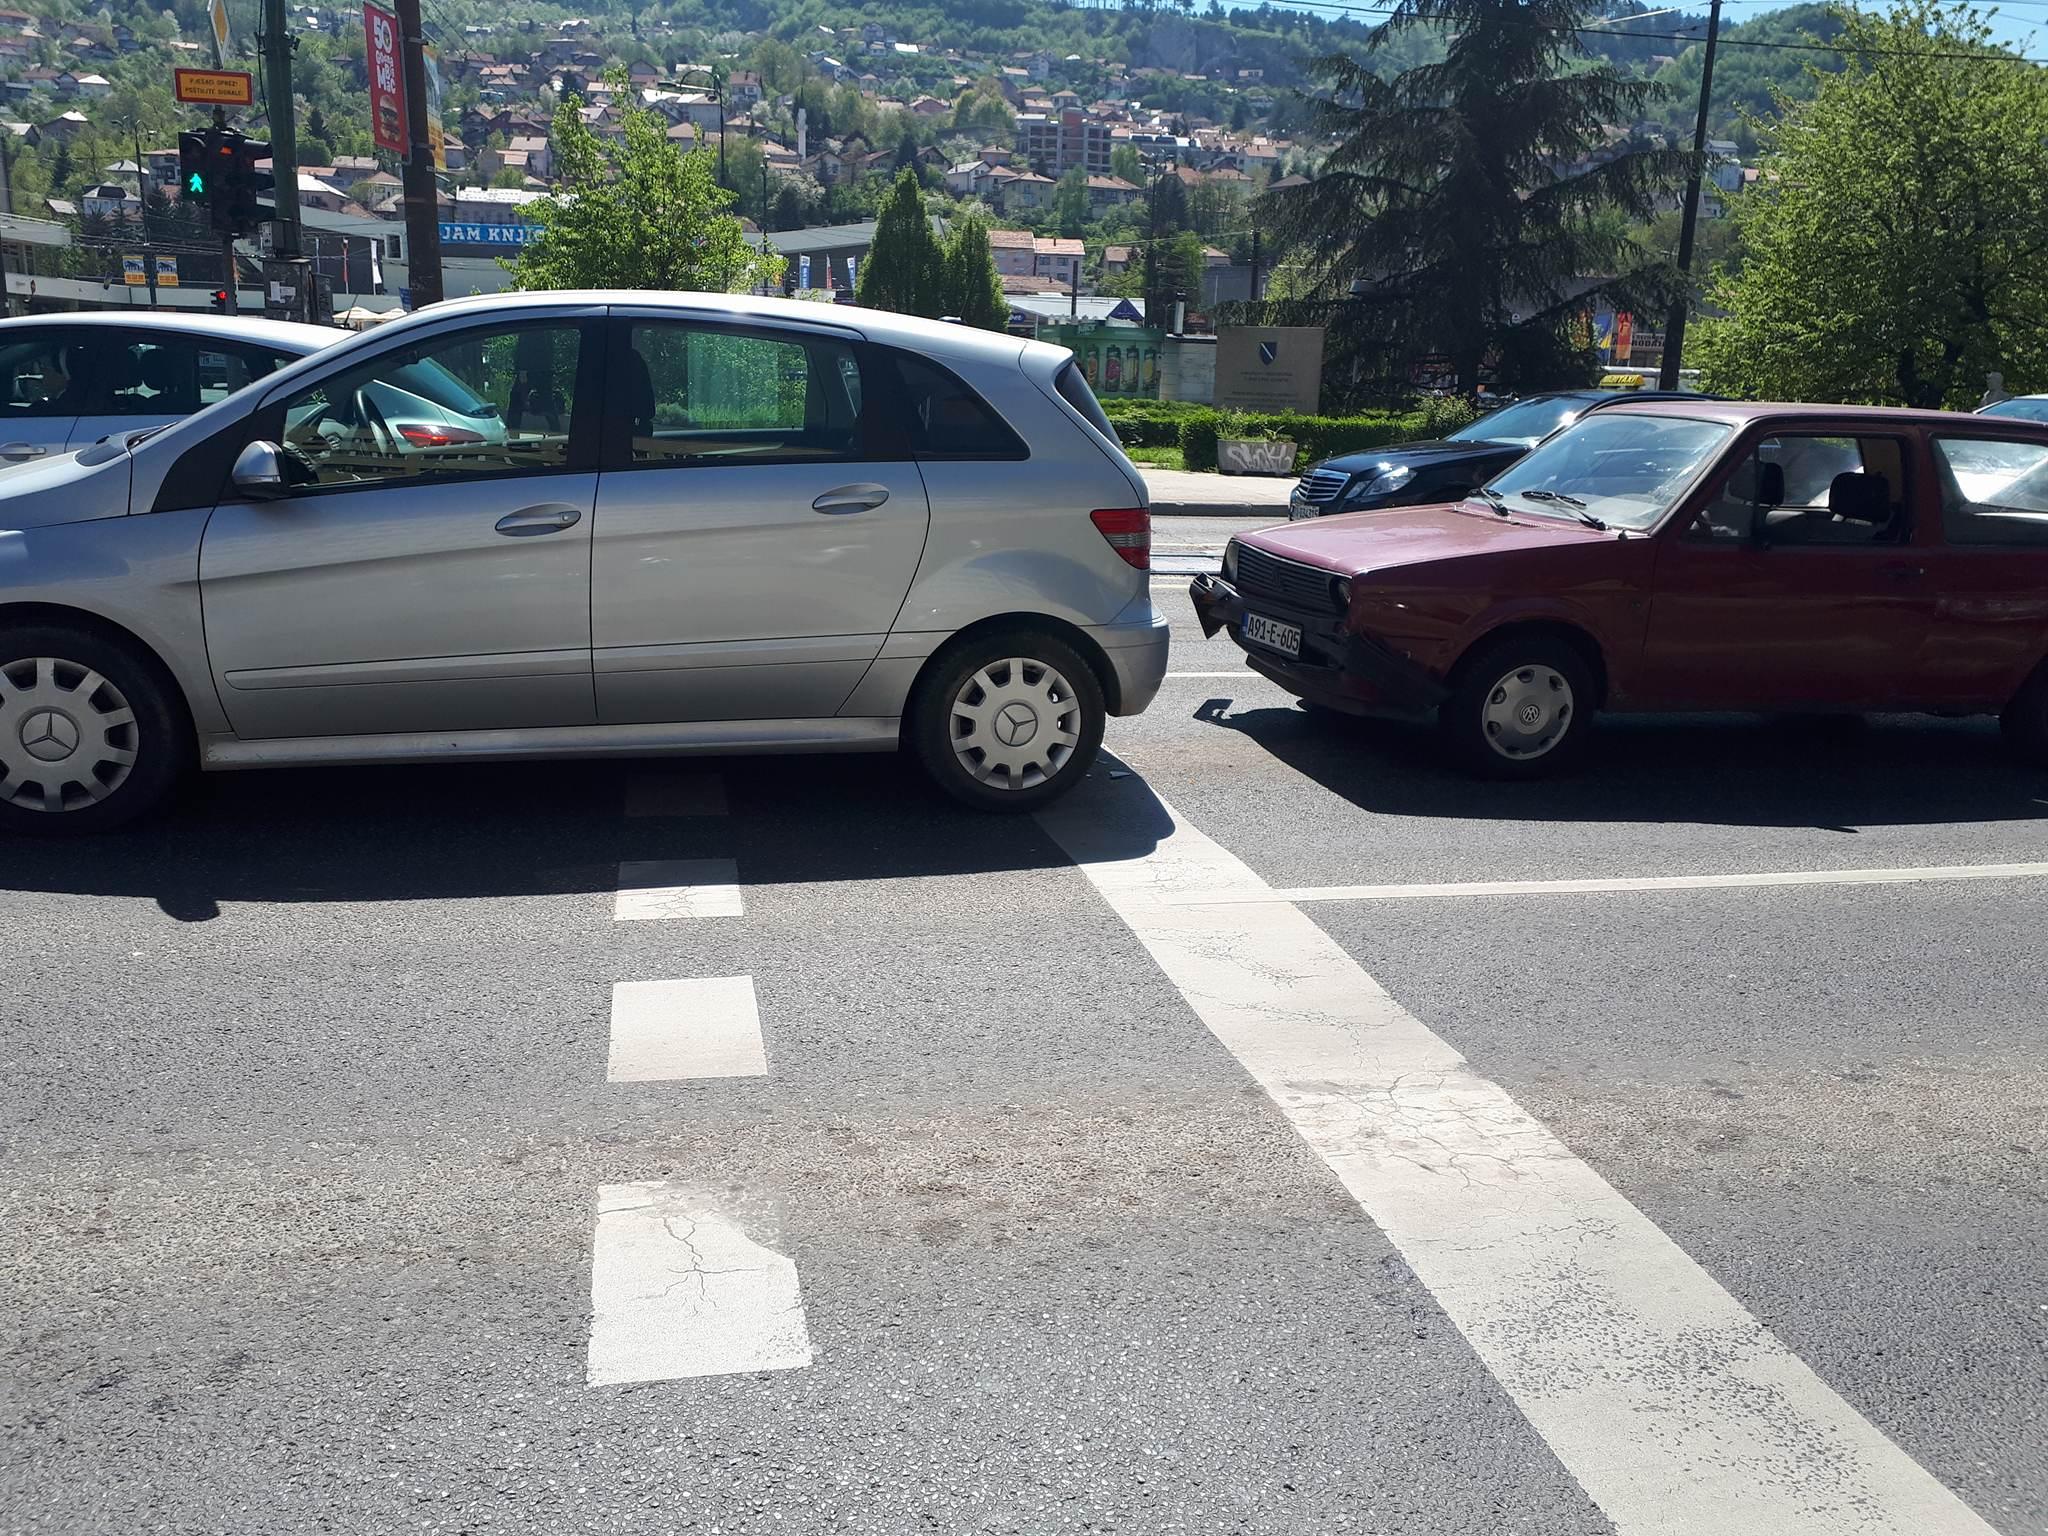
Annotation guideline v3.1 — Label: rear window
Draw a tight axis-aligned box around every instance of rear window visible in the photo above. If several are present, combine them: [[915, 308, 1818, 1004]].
[[1056, 359, 1118, 444], [885, 351, 1026, 461]]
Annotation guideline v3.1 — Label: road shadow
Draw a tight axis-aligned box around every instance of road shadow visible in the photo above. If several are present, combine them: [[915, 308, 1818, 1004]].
[[0, 752, 1172, 921], [1207, 703, 2048, 832]]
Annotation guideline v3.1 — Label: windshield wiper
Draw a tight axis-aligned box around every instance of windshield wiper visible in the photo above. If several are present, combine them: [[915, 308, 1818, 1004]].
[[1471, 486, 1510, 517], [1518, 487, 1609, 531]]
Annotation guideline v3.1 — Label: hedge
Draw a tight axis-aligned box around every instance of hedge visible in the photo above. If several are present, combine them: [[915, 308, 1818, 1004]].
[[1105, 396, 1478, 471], [1177, 409, 1435, 473]]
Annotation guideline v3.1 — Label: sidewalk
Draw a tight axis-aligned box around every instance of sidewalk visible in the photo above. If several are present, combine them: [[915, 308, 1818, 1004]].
[[1140, 466, 1297, 518]]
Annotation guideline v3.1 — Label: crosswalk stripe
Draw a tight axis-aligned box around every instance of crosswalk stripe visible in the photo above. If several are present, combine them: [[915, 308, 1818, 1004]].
[[1039, 774, 1999, 1536], [607, 976, 767, 1082], [586, 1182, 812, 1386], [614, 859, 742, 920], [624, 770, 730, 818]]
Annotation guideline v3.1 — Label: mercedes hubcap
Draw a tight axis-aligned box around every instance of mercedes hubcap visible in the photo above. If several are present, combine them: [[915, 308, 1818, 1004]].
[[949, 656, 1081, 790], [1480, 664, 1574, 760], [0, 656, 140, 813]]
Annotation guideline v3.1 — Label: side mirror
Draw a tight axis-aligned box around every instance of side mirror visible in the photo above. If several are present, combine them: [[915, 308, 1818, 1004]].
[[231, 439, 305, 500]]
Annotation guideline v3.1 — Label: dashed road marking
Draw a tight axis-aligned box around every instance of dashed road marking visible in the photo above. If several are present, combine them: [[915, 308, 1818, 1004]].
[[587, 1182, 812, 1386], [1167, 860, 2048, 906], [1164, 670, 1256, 678], [608, 976, 767, 1082], [1039, 774, 1999, 1536], [614, 859, 742, 920], [624, 770, 729, 818]]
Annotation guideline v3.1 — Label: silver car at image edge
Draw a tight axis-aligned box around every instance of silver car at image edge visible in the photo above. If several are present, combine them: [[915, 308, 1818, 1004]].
[[0, 291, 1168, 834]]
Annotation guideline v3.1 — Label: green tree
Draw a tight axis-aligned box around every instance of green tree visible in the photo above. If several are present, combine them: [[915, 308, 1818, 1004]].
[[1269, 0, 1680, 390], [952, 77, 1016, 144], [1694, 0, 2048, 407], [511, 90, 779, 294], [1051, 166, 1091, 237], [1109, 142, 1143, 185], [1143, 229, 1206, 329], [943, 206, 1009, 330], [856, 168, 945, 316]]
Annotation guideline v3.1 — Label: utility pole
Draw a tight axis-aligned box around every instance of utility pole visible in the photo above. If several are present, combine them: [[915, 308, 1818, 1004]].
[[258, 0, 301, 264], [1659, 0, 1721, 391], [395, 0, 442, 307], [130, 116, 157, 308], [1248, 226, 1260, 310]]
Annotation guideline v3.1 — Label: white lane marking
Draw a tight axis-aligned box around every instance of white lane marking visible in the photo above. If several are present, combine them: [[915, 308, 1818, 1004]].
[[587, 1182, 812, 1385], [1169, 860, 2048, 906], [1164, 670, 1256, 679], [608, 976, 767, 1082], [614, 859, 742, 920], [624, 770, 729, 818], [1038, 777, 1998, 1536]]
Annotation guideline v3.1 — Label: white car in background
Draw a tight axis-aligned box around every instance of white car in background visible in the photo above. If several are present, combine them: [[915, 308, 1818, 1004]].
[[0, 311, 340, 462]]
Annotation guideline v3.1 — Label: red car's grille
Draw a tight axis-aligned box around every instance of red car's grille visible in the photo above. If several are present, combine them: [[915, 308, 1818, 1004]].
[[1235, 543, 1346, 615]]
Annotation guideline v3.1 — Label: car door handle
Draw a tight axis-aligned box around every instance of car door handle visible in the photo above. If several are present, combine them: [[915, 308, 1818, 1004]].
[[812, 483, 890, 514], [1880, 562, 1926, 581], [494, 504, 583, 536], [0, 442, 48, 460]]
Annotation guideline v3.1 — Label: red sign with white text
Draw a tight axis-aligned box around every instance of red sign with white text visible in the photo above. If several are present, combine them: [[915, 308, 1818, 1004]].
[[1614, 311, 1634, 360], [364, 3, 406, 155]]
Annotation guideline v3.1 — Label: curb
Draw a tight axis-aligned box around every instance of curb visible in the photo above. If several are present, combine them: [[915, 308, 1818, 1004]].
[[1148, 501, 1293, 520]]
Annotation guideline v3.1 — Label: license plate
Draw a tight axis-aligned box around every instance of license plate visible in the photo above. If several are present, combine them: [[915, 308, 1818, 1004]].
[[1241, 612, 1302, 658]]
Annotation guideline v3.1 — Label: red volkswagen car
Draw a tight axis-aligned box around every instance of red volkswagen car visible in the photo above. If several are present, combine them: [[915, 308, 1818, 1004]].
[[1191, 401, 2048, 776]]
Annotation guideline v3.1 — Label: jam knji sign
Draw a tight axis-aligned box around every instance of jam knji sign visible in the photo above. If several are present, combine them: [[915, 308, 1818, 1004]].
[[364, 3, 406, 156]]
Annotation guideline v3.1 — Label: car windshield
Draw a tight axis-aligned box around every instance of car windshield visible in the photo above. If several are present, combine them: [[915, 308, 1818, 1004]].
[[1979, 396, 2048, 424], [1445, 395, 1586, 447], [1484, 413, 1733, 530]]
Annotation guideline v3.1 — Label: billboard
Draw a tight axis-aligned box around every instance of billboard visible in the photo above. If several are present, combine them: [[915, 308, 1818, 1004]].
[[364, 4, 406, 156], [1039, 324, 1163, 400], [1215, 326, 1325, 414]]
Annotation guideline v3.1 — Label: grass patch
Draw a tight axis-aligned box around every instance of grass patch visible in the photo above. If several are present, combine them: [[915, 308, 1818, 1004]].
[[1124, 444, 1184, 470]]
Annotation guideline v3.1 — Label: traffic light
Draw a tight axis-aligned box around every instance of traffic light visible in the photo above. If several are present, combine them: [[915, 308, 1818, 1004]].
[[220, 137, 269, 236], [177, 130, 212, 209], [180, 129, 271, 238], [782, 262, 797, 298], [210, 288, 229, 312]]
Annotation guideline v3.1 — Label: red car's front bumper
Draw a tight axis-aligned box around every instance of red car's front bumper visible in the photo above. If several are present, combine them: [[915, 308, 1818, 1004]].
[[1189, 573, 1450, 720]]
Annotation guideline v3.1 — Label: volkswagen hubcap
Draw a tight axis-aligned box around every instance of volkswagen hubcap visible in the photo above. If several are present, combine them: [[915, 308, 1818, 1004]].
[[0, 656, 140, 813], [949, 657, 1081, 790], [1480, 664, 1574, 761]]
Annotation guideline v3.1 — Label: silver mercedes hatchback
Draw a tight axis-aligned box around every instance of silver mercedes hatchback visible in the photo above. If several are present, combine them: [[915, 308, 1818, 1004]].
[[0, 292, 1168, 834]]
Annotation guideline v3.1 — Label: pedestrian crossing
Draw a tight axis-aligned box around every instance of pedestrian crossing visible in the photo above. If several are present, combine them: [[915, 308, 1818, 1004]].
[[587, 771, 814, 1388], [569, 758, 2010, 1533]]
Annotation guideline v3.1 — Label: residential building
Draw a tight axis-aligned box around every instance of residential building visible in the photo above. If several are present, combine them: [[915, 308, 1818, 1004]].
[[79, 181, 138, 222], [987, 226, 1036, 279], [1085, 174, 1140, 213], [1018, 108, 1112, 177], [1032, 234, 1083, 289]]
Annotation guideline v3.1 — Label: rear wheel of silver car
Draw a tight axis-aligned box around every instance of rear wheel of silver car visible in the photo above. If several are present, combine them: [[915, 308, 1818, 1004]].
[[1440, 635, 1595, 780], [0, 626, 187, 837], [912, 630, 1106, 811]]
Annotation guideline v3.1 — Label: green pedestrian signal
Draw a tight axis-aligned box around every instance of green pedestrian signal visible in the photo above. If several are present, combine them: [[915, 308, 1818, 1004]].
[[187, 171, 204, 194]]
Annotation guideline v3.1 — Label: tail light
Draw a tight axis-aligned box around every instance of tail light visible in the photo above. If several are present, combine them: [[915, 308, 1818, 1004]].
[[1090, 506, 1150, 571], [396, 423, 487, 447]]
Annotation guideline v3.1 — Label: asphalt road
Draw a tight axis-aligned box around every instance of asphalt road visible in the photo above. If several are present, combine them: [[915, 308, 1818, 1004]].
[[2, 534, 2043, 1535]]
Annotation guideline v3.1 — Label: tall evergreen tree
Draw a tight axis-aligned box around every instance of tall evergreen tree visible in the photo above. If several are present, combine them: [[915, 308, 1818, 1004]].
[[944, 208, 1010, 331], [857, 169, 945, 317], [1268, 0, 1682, 390]]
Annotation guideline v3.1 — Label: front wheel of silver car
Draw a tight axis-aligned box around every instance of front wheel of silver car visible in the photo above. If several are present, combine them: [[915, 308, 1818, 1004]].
[[911, 630, 1106, 811], [0, 626, 187, 837]]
